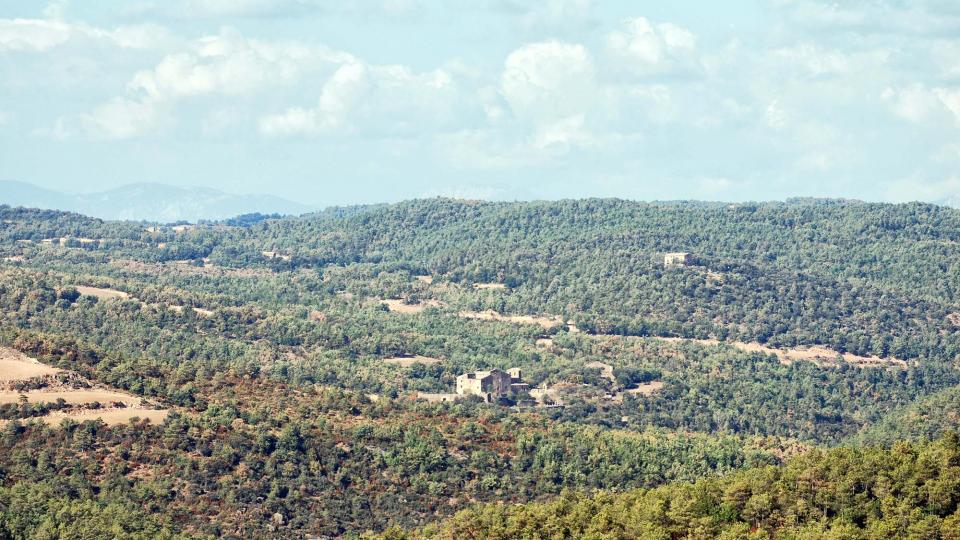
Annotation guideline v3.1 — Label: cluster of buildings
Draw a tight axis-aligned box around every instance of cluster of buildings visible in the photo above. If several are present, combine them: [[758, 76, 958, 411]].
[[456, 367, 530, 403]]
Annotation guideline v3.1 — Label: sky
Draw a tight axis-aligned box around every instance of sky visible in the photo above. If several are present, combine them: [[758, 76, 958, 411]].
[[0, 0, 959, 206]]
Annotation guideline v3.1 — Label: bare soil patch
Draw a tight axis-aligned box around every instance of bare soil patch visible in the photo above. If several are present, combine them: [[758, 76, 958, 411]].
[[0, 389, 140, 406], [473, 283, 506, 290], [415, 275, 433, 284], [584, 361, 615, 383], [654, 337, 907, 367], [458, 310, 563, 329], [383, 356, 442, 367], [41, 408, 169, 426], [262, 251, 291, 261], [416, 392, 458, 403], [76, 285, 130, 300], [0, 348, 60, 382], [535, 338, 554, 348], [530, 385, 567, 406], [381, 298, 445, 314], [3, 256, 25, 262], [625, 381, 665, 396], [168, 305, 214, 317]]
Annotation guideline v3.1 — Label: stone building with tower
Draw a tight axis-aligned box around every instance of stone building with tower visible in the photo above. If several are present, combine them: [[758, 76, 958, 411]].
[[456, 367, 529, 402]]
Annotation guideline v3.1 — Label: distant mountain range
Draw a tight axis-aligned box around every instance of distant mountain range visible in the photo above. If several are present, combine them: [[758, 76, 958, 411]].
[[0, 181, 317, 222]]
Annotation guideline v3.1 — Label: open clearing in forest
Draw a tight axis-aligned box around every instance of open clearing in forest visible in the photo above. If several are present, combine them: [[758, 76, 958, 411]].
[[584, 361, 615, 383], [654, 337, 907, 367], [381, 298, 445, 314], [110, 258, 273, 278], [473, 283, 506, 290], [458, 310, 563, 329], [0, 347, 168, 426], [416, 392, 458, 403], [262, 251, 291, 261], [625, 381, 665, 396], [40, 408, 169, 426], [75, 285, 130, 300], [0, 389, 140, 406], [383, 356, 442, 367], [0, 347, 60, 381], [169, 305, 215, 317]]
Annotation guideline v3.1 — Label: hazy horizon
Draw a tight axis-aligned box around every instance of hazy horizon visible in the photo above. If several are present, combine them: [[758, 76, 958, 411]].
[[1, 1, 959, 206]]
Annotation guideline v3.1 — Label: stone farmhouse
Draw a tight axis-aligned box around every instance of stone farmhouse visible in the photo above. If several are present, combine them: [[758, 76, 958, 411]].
[[456, 368, 529, 402], [664, 252, 692, 267]]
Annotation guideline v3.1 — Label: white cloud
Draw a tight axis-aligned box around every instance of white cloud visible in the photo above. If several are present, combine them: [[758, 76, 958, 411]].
[[130, 30, 341, 99], [605, 17, 698, 77], [882, 84, 960, 125], [769, 44, 850, 78], [0, 17, 176, 52], [0, 19, 76, 51], [54, 97, 167, 140], [765, 99, 788, 129], [501, 41, 596, 123], [934, 88, 960, 125], [260, 61, 461, 137]]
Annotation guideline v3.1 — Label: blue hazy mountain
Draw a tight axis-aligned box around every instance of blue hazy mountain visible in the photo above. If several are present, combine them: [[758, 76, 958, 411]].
[[0, 181, 317, 222]]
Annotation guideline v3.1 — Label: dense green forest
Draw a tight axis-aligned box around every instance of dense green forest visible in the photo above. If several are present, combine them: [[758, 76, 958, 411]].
[[376, 434, 960, 539], [0, 198, 959, 537]]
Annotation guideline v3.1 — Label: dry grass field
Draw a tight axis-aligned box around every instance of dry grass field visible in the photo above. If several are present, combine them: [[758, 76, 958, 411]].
[[0, 347, 169, 426], [41, 408, 169, 426], [0, 347, 60, 381], [416, 392, 458, 403], [584, 361, 615, 382], [625, 381, 665, 396], [75, 285, 130, 300], [655, 337, 907, 367], [472, 283, 506, 290], [0, 389, 140, 406], [381, 298, 445, 314], [458, 309, 563, 329], [169, 305, 215, 317], [383, 356, 442, 367]]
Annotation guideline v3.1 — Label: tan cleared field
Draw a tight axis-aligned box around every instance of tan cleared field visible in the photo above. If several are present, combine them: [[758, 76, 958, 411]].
[[0, 347, 60, 381], [75, 285, 130, 300], [169, 305, 215, 317], [0, 389, 140, 406], [625, 381, 665, 396], [41, 408, 169, 426], [416, 392, 458, 403], [584, 361, 615, 382], [383, 356, 442, 367], [473, 283, 506, 290], [415, 275, 433, 284], [262, 251, 291, 261], [381, 298, 445, 314], [458, 310, 563, 329], [654, 337, 907, 367]]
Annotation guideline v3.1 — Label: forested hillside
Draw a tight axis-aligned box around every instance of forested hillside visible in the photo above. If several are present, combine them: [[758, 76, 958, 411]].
[[0, 198, 958, 537], [376, 434, 960, 539]]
